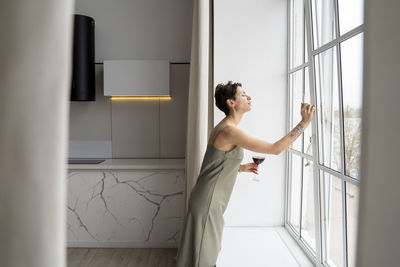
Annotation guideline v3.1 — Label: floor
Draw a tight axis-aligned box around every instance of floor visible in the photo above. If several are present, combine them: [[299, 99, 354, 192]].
[[67, 227, 314, 267], [67, 248, 176, 267]]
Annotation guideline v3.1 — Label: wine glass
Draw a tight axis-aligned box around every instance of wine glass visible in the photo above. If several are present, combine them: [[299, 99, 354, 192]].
[[252, 154, 265, 182]]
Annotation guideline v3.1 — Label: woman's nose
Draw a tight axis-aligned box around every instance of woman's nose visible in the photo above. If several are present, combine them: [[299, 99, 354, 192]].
[[247, 95, 251, 100]]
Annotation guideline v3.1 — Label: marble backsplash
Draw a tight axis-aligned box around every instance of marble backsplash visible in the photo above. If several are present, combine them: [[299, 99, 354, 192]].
[[66, 170, 185, 247]]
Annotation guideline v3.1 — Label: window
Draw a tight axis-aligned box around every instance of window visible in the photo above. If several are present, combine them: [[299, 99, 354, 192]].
[[286, 0, 363, 266]]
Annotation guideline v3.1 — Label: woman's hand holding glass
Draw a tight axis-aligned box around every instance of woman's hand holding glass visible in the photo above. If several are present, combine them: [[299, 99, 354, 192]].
[[240, 162, 259, 174], [240, 156, 265, 182]]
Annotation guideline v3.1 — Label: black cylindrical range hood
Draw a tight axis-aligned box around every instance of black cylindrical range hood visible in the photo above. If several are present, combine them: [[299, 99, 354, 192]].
[[71, 14, 95, 101]]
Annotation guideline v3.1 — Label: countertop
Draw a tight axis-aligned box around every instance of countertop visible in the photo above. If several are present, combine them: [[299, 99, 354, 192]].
[[68, 158, 185, 170]]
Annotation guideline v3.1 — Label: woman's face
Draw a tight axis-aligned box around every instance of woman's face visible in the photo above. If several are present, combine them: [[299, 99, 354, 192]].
[[229, 86, 252, 114]]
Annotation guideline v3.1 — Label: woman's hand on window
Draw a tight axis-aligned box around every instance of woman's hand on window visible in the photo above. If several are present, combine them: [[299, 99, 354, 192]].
[[300, 102, 315, 123]]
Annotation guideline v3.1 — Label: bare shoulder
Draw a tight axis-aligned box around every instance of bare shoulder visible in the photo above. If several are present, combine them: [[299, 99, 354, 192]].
[[223, 125, 246, 138], [208, 124, 236, 148], [218, 124, 239, 136], [217, 125, 245, 145], [210, 124, 233, 137]]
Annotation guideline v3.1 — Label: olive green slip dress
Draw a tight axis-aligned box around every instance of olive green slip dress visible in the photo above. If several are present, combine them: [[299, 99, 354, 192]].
[[176, 126, 243, 267]]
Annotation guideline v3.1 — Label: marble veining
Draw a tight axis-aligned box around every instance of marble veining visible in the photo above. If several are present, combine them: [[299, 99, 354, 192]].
[[67, 170, 184, 247]]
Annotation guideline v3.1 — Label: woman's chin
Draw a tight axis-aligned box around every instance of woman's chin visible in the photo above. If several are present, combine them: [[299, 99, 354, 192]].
[[241, 106, 251, 114]]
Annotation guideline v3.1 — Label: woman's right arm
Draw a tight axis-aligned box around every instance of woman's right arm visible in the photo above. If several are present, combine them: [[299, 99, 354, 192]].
[[226, 103, 315, 155]]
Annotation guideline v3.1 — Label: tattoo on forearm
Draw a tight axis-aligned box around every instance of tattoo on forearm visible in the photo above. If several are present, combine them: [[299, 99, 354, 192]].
[[289, 124, 304, 138]]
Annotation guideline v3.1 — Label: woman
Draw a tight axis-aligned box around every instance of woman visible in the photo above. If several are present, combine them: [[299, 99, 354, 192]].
[[176, 81, 315, 267]]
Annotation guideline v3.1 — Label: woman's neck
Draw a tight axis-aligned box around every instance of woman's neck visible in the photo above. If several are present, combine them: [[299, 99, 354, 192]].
[[225, 112, 242, 126]]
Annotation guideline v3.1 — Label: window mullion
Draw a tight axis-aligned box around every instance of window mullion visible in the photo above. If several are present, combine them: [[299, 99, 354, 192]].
[[286, 0, 293, 230], [290, 62, 310, 74], [318, 164, 360, 187], [333, 0, 348, 265], [305, 0, 323, 266], [290, 0, 294, 69], [334, 0, 345, 189], [342, 180, 349, 267], [301, 63, 305, 153], [300, 157, 304, 238], [284, 152, 290, 226], [311, 25, 364, 57], [285, 0, 290, 226], [288, 148, 313, 161]]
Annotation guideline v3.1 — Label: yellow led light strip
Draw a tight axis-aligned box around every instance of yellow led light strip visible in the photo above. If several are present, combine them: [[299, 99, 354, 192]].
[[111, 95, 172, 101]]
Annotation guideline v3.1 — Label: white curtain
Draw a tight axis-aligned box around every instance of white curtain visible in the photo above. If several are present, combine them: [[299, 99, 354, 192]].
[[177, 0, 214, 254], [185, 0, 214, 212], [0, 1, 74, 267], [356, 0, 400, 266]]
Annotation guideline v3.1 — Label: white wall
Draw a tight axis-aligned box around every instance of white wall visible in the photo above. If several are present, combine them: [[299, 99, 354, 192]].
[[214, 0, 287, 226], [75, 0, 193, 62], [356, 0, 400, 266]]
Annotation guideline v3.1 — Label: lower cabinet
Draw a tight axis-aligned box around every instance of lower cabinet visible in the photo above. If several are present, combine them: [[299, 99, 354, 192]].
[[67, 169, 185, 248]]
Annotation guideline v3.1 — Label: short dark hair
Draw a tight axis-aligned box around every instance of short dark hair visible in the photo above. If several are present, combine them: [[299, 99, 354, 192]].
[[214, 81, 242, 116]]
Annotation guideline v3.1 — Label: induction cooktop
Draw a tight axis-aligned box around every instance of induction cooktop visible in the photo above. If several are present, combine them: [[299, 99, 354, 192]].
[[68, 159, 105, 164]]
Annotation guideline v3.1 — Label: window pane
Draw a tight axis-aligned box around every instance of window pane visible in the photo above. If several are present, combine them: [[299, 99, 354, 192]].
[[290, 69, 304, 152], [320, 171, 344, 267], [301, 159, 316, 252], [315, 47, 342, 172], [289, 153, 303, 232], [340, 33, 363, 179], [311, 0, 336, 49], [346, 182, 359, 267], [304, 67, 313, 156], [291, 0, 305, 68], [338, 0, 364, 35]]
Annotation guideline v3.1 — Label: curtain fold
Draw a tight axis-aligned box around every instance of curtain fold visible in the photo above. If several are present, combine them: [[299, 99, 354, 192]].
[[177, 0, 214, 254], [185, 0, 214, 213], [0, 1, 74, 266]]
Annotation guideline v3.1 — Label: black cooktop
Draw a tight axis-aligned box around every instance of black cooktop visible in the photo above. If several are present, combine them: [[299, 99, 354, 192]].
[[68, 159, 105, 164]]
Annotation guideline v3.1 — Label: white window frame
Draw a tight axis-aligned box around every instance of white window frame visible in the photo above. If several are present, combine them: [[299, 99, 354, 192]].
[[285, 0, 364, 266]]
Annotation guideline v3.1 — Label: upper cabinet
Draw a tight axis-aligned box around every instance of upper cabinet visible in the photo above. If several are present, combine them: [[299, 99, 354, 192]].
[[103, 60, 170, 97]]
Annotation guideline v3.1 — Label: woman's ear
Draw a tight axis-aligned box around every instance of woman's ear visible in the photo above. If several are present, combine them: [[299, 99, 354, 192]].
[[226, 99, 234, 107]]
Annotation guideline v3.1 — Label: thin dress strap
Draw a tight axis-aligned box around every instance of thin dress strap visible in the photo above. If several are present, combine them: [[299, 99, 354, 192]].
[[211, 125, 230, 145]]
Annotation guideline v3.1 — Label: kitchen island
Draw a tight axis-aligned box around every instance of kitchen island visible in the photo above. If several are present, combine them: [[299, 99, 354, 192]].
[[67, 159, 185, 248]]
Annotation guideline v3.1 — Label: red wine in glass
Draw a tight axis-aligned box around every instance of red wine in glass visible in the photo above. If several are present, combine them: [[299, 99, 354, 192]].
[[252, 156, 265, 165], [252, 156, 265, 181]]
